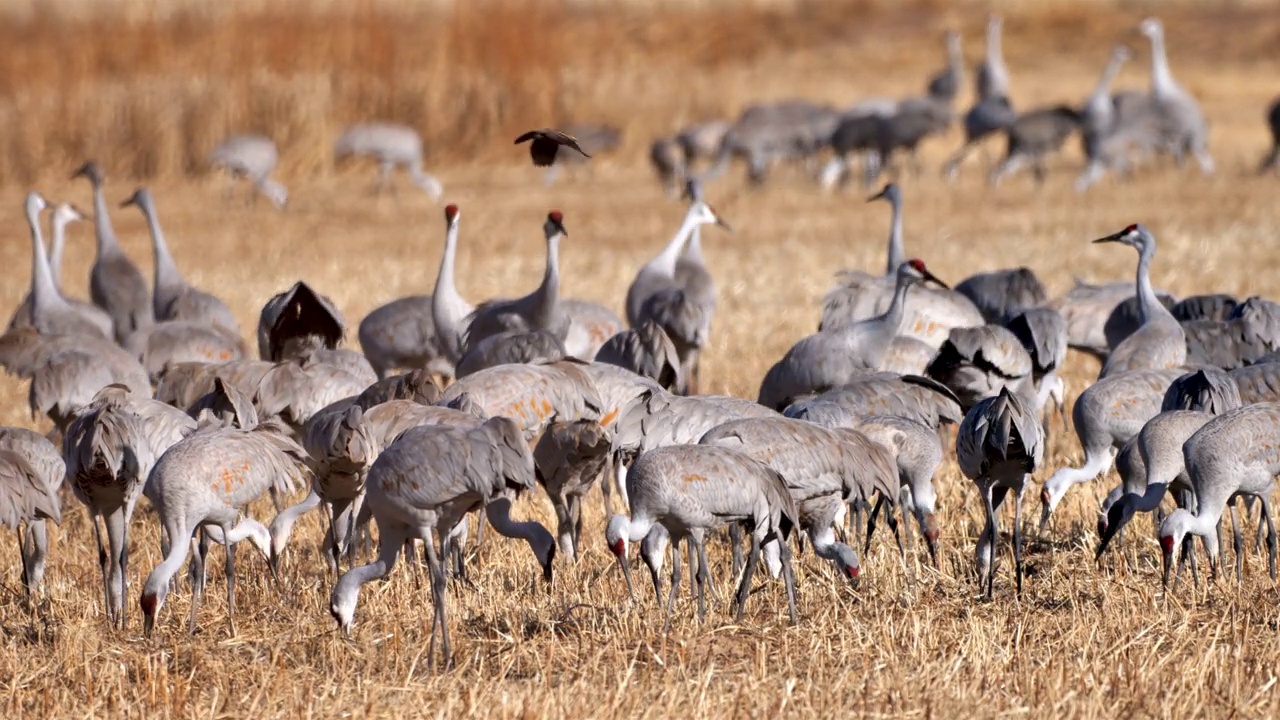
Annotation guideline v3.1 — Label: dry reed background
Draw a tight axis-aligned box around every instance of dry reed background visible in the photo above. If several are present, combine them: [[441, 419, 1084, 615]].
[[1, 0, 1280, 717]]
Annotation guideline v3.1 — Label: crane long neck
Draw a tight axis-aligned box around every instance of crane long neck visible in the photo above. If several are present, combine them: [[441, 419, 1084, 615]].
[[1148, 30, 1175, 97], [1091, 57, 1125, 113], [682, 224, 706, 266], [529, 233, 562, 332], [49, 217, 69, 290], [655, 212, 702, 276], [621, 512, 657, 545], [432, 220, 469, 363], [485, 496, 549, 552], [885, 197, 905, 274], [27, 204, 63, 312], [140, 197, 184, 293], [90, 180, 122, 258], [1134, 240, 1169, 324], [879, 272, 912, 333]]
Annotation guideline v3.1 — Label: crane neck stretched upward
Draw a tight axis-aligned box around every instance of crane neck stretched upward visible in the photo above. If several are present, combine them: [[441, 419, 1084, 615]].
[[653, 206, 708, 277], [883, 194, 905, 274], [137, 194, 185, 296], [89, 178, 123, 259], [26, 199, 64, 314], [1089, 53, 1127, 118], [49, 211, 75, 290], [432, 218, 471, 363], [1133, 237, 1173, 325], [528, 231, 563, 334], [1146, 26, 1178, 99]]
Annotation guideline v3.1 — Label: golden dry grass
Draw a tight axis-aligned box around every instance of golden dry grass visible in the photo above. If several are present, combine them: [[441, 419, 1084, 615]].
[[1, 0, 1280, 717]]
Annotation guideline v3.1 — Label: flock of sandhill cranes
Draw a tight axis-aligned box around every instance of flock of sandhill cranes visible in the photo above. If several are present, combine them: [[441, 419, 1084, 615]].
[[4, 14, 1280, 670], [654, 16, 1277, 193]]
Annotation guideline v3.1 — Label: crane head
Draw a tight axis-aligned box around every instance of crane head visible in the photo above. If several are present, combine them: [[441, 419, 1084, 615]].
[[119, 187, 150, 210], [24, 192, 47, 218], [71, 161, 104, 185], [1138, 17, 1162, 39], [867, 182, 900, 205], [444, 203, 459, 225], [544, 210, 567, 239], [605, 514, 636, 601], [901, 258, 949, 290], [689, 200, 731, 232], [1092, 223, 1149, 250]]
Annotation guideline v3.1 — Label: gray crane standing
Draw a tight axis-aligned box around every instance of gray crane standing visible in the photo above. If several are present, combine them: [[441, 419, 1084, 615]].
[[594, 321, 682, 392], [328, 418, 555, 670], [1095, 224, 1186, 378], [207, 134, 287, 209], [9, 200, 113, 338], [1139, 18, 1214, 176], [1076, 46, 1139, 192], [334, 122, 444, 201], [140, 419, 307, 636], [12, 192, 112, 340], [72, 162, 155, 344], [604, 444, 799, 624], [0, 428, 62, 595], [943, 15, 1017, 178], [463, 211, 569, 352], [957, 386, 1044, 598], [533, 418, 612, 560], [439, 360, 604, 439]]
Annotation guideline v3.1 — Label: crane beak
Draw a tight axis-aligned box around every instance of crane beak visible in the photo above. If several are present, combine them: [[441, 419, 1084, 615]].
[[1092, 229, 1126, 244], [866, 185, 890, 202], [615, 553, 635, 603], [548, 218, 568, 238], [714, 216, 733, 232], [143, 612, 155, 638], [119, 192, 140, 209], [1037, 492, 1053, 537], [70, 204, 90, 221], [921, 268, 950, 290]]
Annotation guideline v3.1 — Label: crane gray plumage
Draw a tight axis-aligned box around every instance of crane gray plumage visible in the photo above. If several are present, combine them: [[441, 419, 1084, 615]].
[[1103, 291, 1178, 351], [1138, 18, 1214, 176], [208, 134, 287, 209], [155, 359, 274, 414], [699, 417, 897, 584], [989, 106, 1082, 185], [760, 260, 950, 410], [954, 268, 1047, 325], [594, 321, 681, 391], [359, 204, 469, 380], [819, 185, 982, 344], [698, 100, 837, 186], [534, 418, 613, 560], [957, 387, 1044, 597], [28, 346, 151, 432], [1039, 367, 1188, 531], [10, 192, 112, 341], [328, 418, 554, 669], [1095, 368, 1243, 558], [455, 329, 566, 378], [1171, 294, 1237, 323], [926, 324, 1036, 412], [354, 368, 441, 410], [439, 360, 604, 439], [0, 428, 62, 594], [781, 371, 962, 429], [625, 199, 729, 394], [561, 299, 624, 361], [254, 353, 373, 434], [189, 376, 260, 429], [9, 200, 113, 338], [514, 128, 592, 167], [942, 16, 1016, 179], [676, 119, 732, 171], [612, 388, 778, 466], [63, 384, 196, 626], [121, 188, 239, 335], [1005, 308, 1068, 388], [925, 30, 964, 106], [1160, 403, 1280, 587], [463, 212, 568, 353], [1076, 46, 1138, 191], [334, 122, 443, 201], [0, 325, 136, 381], [73, 162, 155, 343], [1260, 96, 1280, 174], [1095, 225, 1186, 378], [1052, 279, 1160, 358], [125, 320, 246, 383], [605, 444, 798, 623], [650, 137, 685, 194], [140, 419, 308, 636]]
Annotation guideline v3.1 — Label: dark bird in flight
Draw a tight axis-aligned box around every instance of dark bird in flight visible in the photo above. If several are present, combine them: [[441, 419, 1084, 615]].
[[514, 129, 592, 167]]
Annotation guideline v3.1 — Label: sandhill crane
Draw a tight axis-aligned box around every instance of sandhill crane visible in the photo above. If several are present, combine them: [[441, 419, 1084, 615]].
[[455, 329, 566, 378], [334, 122, 443, 201], [0, 446, 61, 597], [560, 299, 624, 361], [10, 201, 113, 337], [1228, 363, 1280, 405], [957, 387, 1044, 597], [296, 404, 378, 569], [625, 198, 729, 393], [1260, 96, 1280, 174], [533, 418, 612, 560], [258, 280, 346, 362], [63, 385, 196, 626], [189, 376, 260, 429], [867, 99, 954, 181], [1095, 224, 1186, 378], [1076, 46, 1137, 192], [594, 321, 681, 391], [1039, 367, 1187, 532], [604, 444, 798, 623], [0, 428, 62, 594], [140, 419, 307, 636], [121, 188, 239, 335], [154, 359, 274, 413], [354, 368, 441, 409], [699, 417, 898, 584], [819, 184, 982, 344], [780, 371, 963, 429], [0, 325, 137, 382], [254, 353, 372, 434], [1160, 403, 1280, 586], [514, 128, 592, 167], [438, 361, 604, 439], [1005, 307, 1069, 428], [1139, 18, 1214, 175], [926, 30, 964, 107], [207, 134, 287, 209], [124, 320, 245, 383], [759, 260, 951, 410], [10, 192, 111, 340], [463, 211, 569, 352], [29, 345, 152, 432], [989, 106, 1082, 185], [1051, 279, 1172, 358], [72, 162, 154, 343], [954, 268, 1047, 325], [359, 203, 470, 379], [926, 324, 1034, 411], [942, 16, 1017, 178], [328, 418, 555, 669], [649, 137, 685, 194]]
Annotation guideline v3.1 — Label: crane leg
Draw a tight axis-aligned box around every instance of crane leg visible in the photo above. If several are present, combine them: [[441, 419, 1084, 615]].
[[729, 524, 744, 579], [267, 486, 284, 514], [687, 539, 698, 600], [864, 495, 884, 556], [552, 498, 575, 562], [421, 532, 452, 671], [778, 535, 798, 625], [104, 508, 129, 629], [1263, 497, 1278, 580], [91, 513, 113, 623], [696, 536, 721, 604], [1230, 502, 1244, 585], [942, 141, 975, 180], [692, 534, 709, 621], [982, 484, 999, 600], [733, 533, 761, 622], [1014, 485, 1026, 597], [23, 519, 48, 596], [571, 495, 585, 561], [16, 524, 30, 601], [665, 536, 684, 625], [223, 523, 238, 637]]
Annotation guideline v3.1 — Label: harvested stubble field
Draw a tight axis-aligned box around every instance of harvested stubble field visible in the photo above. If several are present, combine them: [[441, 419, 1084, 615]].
[[1, 0, 1280, 717]]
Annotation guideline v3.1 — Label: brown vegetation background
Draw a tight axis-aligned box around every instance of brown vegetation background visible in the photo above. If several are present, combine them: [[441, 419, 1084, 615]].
[[0, 0, 1279, 717]]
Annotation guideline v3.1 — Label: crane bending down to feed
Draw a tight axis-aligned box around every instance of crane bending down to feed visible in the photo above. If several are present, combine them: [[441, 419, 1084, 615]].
[[1094, 224, 1186, 379], [328, 419, 555, 670], [605, 444, 799, 624], [0, 429, 62, 596], [140, 420, 308, 637], [207, 134, 288, 209], [957, 386, 1044, 598], [1159, 403, 1280, 587], [334, 122, 444, 202], [533, 418, 613, 561]]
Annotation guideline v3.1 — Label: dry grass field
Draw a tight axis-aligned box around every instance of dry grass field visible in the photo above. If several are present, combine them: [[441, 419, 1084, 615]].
[[2, 0, 1280, 717]]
